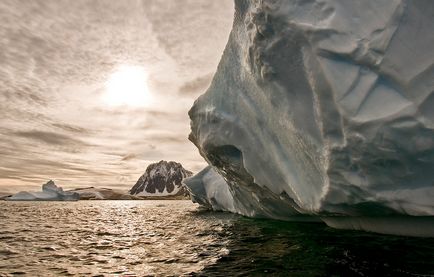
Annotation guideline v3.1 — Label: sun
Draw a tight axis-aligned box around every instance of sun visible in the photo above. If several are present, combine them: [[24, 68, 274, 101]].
[[104, 65, 151, 107]]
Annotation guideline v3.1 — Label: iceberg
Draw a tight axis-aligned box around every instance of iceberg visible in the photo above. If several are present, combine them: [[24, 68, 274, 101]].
[[6, 180, 79, 201], [186, 0, 434, 236], [185, 166, 237, 212]]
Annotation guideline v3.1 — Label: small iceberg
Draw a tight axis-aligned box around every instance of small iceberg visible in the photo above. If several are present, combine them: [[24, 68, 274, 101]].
[[6, 180, 79, 201]]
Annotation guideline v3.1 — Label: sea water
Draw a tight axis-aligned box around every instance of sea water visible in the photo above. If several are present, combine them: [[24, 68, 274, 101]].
[[1, 200, 433, 276]]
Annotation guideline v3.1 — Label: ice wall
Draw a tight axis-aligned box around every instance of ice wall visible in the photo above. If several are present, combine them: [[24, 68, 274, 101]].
[[187, 0, 434, 236]]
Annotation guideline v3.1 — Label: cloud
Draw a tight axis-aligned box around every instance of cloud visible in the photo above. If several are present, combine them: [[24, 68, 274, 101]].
[[51, 123, 92, 134], [179, 73, 213, 95], [13, 130, 89, 147], [0, 0, 233, 191], [3, 90, 47, 106], [141, 0, 233, 77], [121, 153, 138, 161]]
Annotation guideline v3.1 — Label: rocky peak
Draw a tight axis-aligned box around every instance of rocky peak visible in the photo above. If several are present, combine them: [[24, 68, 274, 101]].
[[129, 160, 193, 196]]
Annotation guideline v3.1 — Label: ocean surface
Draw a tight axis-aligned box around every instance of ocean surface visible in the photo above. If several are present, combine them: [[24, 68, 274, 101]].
[[1, 200, 434, 277]]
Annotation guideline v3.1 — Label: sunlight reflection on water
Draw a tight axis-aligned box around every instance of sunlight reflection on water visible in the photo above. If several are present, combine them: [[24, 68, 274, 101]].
[[1, 200, 434, 276], [0, 200, 236, 276]]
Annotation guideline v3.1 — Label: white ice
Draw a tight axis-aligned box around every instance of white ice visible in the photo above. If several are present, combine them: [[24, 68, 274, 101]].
[[6, 180, 79, 201], [186, 0, 434, 236]]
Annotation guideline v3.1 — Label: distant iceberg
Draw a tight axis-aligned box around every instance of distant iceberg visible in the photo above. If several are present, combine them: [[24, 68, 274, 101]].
[[186, 0, 434, 236], [6, 180, 79, 201]]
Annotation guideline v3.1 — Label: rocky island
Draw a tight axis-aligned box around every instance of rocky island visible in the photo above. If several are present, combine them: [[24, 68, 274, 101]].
[[130, 160, 193, 199]]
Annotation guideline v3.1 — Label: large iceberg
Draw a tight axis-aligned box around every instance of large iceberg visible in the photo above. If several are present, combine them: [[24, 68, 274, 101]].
[[185, 0, 434, 236], [6, 180, 79, 201]]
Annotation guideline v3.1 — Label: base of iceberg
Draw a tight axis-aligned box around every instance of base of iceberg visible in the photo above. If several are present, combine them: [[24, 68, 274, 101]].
[[185, 169, 434, 236], [6, 180, 79, 201], [322, 217, 434, 238]]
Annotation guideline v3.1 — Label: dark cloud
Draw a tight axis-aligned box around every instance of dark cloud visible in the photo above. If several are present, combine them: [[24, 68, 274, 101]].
[[3, 90, 47, 106], [0, 156, 115, 178], [143, 134, 187, 144], [179, 73, 213, 95], [146, 110, 172, 117], [120, 143, 158, 161], [145, 110, 187, 122], [51, 123, 92, 134], [13, 130, 88, 147], [121, 153, 138, 161]]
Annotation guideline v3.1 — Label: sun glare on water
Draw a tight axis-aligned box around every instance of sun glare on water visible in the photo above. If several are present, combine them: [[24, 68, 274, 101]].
[[104, 65, 151, 107]]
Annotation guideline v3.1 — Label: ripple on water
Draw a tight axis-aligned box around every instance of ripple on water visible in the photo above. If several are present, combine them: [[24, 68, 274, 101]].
[[1, 201, 434, 276], [0, 200, 234, 276]]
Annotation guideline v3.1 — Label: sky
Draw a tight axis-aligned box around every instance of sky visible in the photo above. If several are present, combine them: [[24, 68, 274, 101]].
[[0, 0, 234, 192]]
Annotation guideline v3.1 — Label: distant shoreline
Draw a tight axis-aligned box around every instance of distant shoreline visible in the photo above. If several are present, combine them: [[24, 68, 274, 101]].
[[0, 190, 190, 201]]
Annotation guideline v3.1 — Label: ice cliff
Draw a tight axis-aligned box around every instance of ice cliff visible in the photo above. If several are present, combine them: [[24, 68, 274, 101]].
[[6, 180, 79, 201], [185, 0, 434, 236]]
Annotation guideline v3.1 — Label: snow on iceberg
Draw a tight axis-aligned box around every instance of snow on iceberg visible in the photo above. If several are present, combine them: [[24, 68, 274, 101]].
[[184, 166, 237, 212], [186, 0, 434, 236], [7, 180, 79, 201]]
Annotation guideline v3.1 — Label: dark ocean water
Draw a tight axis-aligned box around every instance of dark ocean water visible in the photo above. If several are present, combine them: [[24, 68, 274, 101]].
[[0, 200, 433, 276]]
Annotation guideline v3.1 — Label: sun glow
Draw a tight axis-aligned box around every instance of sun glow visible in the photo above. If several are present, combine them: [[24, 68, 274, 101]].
[[104, 65, 151, 107]]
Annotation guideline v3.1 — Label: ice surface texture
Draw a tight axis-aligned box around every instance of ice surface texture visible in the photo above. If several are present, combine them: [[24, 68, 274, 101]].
[[186, 0, 434, 236], [7, 180, 79, 201]]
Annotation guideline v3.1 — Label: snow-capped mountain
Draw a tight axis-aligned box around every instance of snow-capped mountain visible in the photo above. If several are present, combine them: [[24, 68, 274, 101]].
[[129, 160, 193, 196]]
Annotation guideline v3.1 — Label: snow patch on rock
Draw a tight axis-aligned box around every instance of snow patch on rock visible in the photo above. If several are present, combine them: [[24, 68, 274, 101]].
[[129, 160, 193, 196]]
